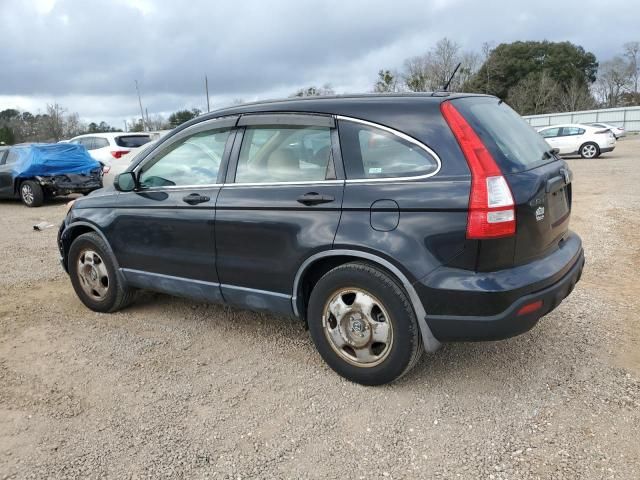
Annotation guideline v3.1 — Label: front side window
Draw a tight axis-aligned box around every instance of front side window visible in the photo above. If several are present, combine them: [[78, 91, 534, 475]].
[[338, 121, 438, 180], [139, 129, 231, 188], [539, 128, 560, 138], [235, 126, 332, 183]]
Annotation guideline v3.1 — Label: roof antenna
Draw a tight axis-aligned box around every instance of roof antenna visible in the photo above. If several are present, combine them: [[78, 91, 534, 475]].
[[442, 63, 462, 91]]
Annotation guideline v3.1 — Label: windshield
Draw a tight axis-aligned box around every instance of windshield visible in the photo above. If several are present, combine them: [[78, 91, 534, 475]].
[[452, 97, 554, 173]]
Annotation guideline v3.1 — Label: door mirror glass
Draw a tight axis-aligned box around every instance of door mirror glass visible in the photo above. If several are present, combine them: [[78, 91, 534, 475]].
[[114, 172, 137, 192]]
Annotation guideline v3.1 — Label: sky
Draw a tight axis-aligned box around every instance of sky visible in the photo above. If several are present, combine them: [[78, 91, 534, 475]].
[[0, 0, 637, 127]]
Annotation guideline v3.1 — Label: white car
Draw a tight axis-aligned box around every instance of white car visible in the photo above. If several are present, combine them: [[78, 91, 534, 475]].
[[67, 132, 153, 173], [586, 122, 626, 139], [537, 124, 616, 159]]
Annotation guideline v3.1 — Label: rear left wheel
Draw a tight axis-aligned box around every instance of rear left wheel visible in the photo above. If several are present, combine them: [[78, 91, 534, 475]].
[[579, 142, 599, 159], [307, 262, 422, 385]]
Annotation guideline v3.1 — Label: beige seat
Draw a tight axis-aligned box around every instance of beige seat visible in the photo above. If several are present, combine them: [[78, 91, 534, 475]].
[[267, 149, 299, 180]]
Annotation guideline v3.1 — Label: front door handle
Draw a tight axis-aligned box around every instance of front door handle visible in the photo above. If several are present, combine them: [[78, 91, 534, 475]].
[[297, 192, 335, 206], [182, 193, 210, 205]]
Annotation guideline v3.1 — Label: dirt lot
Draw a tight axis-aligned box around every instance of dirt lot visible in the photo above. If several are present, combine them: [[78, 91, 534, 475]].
[[1, 138, 639, 480]]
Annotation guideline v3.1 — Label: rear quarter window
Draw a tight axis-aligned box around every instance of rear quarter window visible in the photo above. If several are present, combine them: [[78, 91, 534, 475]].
[[116, 135, 152, 148], [453, 97, 554, 173], [338, 120, 439, 180]]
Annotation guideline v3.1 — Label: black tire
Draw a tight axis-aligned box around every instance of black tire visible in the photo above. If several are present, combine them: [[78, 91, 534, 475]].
[[579, 142, 599, 159], [68, 232, 135, 313], [307, 262, 423, 386], [20, 180, 44, 207]]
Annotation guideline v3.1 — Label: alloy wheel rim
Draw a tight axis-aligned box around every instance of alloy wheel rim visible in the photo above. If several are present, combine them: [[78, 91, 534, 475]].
[[583, 145, 596, 158], [21, 184, 34, 204], [322, 288, 393, 367], [77, 249, 109, 300]]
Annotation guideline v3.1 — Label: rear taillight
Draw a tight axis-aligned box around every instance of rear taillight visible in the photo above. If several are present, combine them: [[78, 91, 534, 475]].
[[111, 150, 129, 159], [441, 101, 516, 239]]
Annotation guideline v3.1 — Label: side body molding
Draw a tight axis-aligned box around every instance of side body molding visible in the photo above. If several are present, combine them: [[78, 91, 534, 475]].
[[292, 249, 442, 353]]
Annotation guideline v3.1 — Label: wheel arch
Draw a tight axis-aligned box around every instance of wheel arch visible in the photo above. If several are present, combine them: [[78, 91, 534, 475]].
[[60, 221, 119, 272], [292, 249, 441, 353]]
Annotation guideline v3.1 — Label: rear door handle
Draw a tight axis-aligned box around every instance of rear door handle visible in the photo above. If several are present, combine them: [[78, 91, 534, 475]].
[[182, 193, 211, 205], [297, 192, 335, 206]]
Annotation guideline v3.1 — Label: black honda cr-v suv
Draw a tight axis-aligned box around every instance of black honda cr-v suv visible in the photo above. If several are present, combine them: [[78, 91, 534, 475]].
[[58, 94, 584, 385]]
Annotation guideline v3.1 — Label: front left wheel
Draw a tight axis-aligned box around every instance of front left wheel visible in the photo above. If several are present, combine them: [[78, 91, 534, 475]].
[[68, 232, 135, 312], [307, 262, 423, 386], [20, 180, 44, 207]]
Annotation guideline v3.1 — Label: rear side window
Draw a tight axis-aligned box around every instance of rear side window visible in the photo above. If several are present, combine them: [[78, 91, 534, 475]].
[[338, 120, 438, 180], [0, 150, 7, 165], [235, 126, 332, 183], [116, 135, 151, 148], [452, 97, 554, 173], [94, 137, 109, 148], [561, 127, 584, 136]]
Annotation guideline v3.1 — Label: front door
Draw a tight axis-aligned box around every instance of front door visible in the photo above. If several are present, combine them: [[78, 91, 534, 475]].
[[215, 114, 344, 315], [107, 117, 237, 303]]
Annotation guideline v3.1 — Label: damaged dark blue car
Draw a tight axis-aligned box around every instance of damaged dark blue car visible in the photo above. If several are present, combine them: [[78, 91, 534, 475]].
[[0, 143, 103, 207]]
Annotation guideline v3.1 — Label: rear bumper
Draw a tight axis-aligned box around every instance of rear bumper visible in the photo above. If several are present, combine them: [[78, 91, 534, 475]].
[[600, 146, 615, 153], [418, 232, 584, 341]]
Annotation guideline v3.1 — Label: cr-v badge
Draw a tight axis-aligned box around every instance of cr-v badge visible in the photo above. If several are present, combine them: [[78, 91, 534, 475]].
[[536, 206, 545, 221]]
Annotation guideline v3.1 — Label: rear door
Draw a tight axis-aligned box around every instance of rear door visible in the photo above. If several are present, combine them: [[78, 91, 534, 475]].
[[0, 149, 14, 198], [107, 116, 237, 301], [557, 127, 584, 154], [215, 113, 343, 315], [453, 97, 572, 267]]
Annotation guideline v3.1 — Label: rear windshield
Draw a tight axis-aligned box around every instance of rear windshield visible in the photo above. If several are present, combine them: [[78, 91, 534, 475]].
[[115, 135, 152, 148], [452, 97, 554, 173]]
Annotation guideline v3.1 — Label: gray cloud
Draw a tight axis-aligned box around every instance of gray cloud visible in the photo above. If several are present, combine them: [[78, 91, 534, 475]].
[[1, 0, 638, 125]]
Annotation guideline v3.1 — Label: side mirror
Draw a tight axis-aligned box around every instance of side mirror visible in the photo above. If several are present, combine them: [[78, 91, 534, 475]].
[[114, 172, 137, 192], [551, 148, 560, 155]]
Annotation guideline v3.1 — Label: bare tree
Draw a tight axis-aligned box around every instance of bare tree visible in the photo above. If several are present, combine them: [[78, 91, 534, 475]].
[[558, 77, 595, 112], [595, 57, 631, 107], [63, 112, 85, 139], [481, 41, 496, 94], [42, 103, 67, 142], [624, 41, 639, 94], [507, 71, 561, 115], [403, 38, 476, 92]]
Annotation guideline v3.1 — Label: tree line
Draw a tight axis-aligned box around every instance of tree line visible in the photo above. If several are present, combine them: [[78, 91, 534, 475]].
[[0, 105, 204, 145], [297, 39, 640, 116]]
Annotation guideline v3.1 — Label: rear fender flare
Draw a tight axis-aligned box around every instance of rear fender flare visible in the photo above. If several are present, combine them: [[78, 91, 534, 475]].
[[292, 249, 441, 353]]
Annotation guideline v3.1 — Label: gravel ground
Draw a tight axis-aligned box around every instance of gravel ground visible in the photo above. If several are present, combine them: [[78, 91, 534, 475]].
[[1, 137, 639, 479]]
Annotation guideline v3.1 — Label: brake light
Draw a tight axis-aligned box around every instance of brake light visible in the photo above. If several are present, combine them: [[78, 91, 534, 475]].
[[110, 150, 129, 159], [441, 101, 516, 239]]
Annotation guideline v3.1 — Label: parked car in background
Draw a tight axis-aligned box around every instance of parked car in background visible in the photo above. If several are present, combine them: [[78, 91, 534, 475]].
[[586, 122, 626, 139], [106, 140, 159, 184], [67, 133, 153, 173], [537, 124, 616, 158], [0, 143, 102, 207], [58, 94, 585, 385]]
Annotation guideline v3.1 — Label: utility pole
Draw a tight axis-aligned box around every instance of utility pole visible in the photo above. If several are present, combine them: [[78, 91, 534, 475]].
[[205, 75, 210, 112], [145, 108, 150, 131], [135, 80, 146, 131]]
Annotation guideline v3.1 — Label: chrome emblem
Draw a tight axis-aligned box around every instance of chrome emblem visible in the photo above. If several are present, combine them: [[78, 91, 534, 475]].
[[535, 206, 545, 222]]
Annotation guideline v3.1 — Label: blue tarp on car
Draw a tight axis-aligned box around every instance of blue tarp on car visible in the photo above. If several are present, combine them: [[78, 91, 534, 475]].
[[11, 144, 101, 179]]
